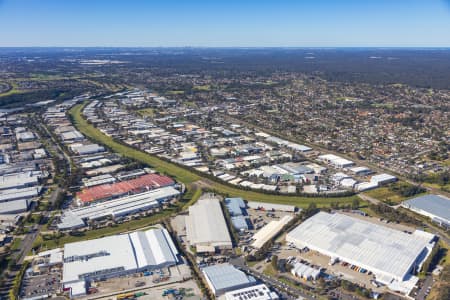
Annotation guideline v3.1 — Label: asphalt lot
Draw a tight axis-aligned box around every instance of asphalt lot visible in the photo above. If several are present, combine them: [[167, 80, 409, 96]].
[[20, 271, 61, 299]]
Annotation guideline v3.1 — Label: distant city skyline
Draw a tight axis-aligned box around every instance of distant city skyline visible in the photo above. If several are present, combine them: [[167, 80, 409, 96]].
[[0, 0, 449, 47]]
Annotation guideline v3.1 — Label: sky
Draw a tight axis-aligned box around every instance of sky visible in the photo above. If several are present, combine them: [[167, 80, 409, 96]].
[[0, 0, 449, 47]]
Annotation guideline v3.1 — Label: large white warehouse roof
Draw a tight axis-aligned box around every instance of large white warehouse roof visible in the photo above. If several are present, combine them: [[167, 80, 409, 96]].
[[186, 197, 232, 251], [62, 228, 178, 288], [58, 186, 180, 230], [286, 212, 435, 284]]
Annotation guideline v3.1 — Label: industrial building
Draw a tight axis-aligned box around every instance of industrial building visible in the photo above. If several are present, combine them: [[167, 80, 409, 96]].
[[62, 228, 179, 297], [225, 197, 251, 231], [225, 197, 246, 216], [75, 173, 175, 204], [247, 201, 296, 212], [291, 262, 321, 281], [251, 215, 293, 249], [186, 197, 232, 253], [69, 143, 105, 155], [318, 154, 355, 169], [202, 263, 256, 296], [58, 186, 180, 230], [286, 212, 435, 294], [402, 194, 450, 228], [223, 284, 279, 300], [370, 173, 397, 185], [0, 171, 41, 190], [0, 200, 29, 214]]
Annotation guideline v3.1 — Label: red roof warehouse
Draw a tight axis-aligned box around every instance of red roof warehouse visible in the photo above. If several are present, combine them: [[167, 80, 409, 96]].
[[76, 174, 175, 204]]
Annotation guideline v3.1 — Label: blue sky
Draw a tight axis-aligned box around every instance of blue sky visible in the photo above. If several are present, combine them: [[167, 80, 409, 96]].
[[0, 0, 449, 47]]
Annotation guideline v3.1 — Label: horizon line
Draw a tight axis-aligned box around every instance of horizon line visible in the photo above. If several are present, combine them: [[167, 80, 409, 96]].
[[1, 46, 450, 49]]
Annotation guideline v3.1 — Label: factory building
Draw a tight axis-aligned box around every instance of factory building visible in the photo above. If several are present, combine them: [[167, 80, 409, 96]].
[[58, 186, 180, 230], [318, 154, 355, 169], [76, 173, 175, 204], [402, 194, 450, 228], [62, 228, 179, 297], [0, 171, 41, 190], [186, 197, 232, 253], [370, 173, 397, 185], [251, 215, 293, 249], [225, 197, 251, 231], [202, 264, 256, 296], [246, 201, 296, 212], [286, 212, 435, 294]]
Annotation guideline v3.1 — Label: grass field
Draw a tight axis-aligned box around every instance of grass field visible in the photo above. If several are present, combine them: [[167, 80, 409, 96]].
[[0, 82, 23, 97], [167, 90, 185, 95], [137, 108, 155, 117], [193, 85, 211, 91], [363, 187, 409, 203], [69, 103, 360, 208], [363, 184, 427, 204]]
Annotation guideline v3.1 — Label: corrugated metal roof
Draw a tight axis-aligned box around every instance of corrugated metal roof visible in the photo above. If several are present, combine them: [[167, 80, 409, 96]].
[[287, 212, 435, 281], [403, 194, 450, 223], [203, 264, 255, 293]]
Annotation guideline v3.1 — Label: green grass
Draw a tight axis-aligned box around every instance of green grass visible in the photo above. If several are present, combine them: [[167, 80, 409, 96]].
[[364, 183, 427, 204], [181, 185, 203, 210], [363, 187, 408, 203], [167, 90, 185, 95], [263, 264, 278, 277], [137, 108, 155, 117], [0, 82, 23, 97], [10, 238, 22, 251], [193, 85, 211, 91], [70, 103, 360, 209]]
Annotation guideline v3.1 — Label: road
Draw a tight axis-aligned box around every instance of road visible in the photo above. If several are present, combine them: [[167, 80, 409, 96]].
[[416, 275, 433, 300], [357, 193, 381, 205], [38, 121, 72, 175]]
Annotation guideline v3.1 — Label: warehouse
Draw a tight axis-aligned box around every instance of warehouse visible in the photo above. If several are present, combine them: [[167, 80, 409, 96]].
[[202, 263, 256, 296], [318, 154, 355, 169], [247, 201, 296, 212], [251, 215, 293, 249], [0, 199, 28, 214], [402, 194, 450, 228], [349, 166, 373, 176], [223, 284, 279, 300], [291, 262, 321, 281], [0, 186, 41, 203], [0, 171, 40, 190], [60, 130, 84, 142], [286, 212, 435, 294], [69, 143, 105, 155], [231, 216, 250, 231], [370, 173, 397, 185], [186, 197, 232, 253], [225, 197, 246, 216], [76, 173, 175, 204], [59, 186, 180, 230], [62, 228, 179, 297]]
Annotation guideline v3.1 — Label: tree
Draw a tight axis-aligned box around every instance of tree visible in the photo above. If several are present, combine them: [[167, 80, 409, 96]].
[[271, 255, 279, 271], [351, 198, 360, 210]]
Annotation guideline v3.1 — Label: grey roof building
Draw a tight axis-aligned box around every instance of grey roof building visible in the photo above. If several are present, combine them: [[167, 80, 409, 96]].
[[402, 194, 450, 227], [202, 263, 256, 296]]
